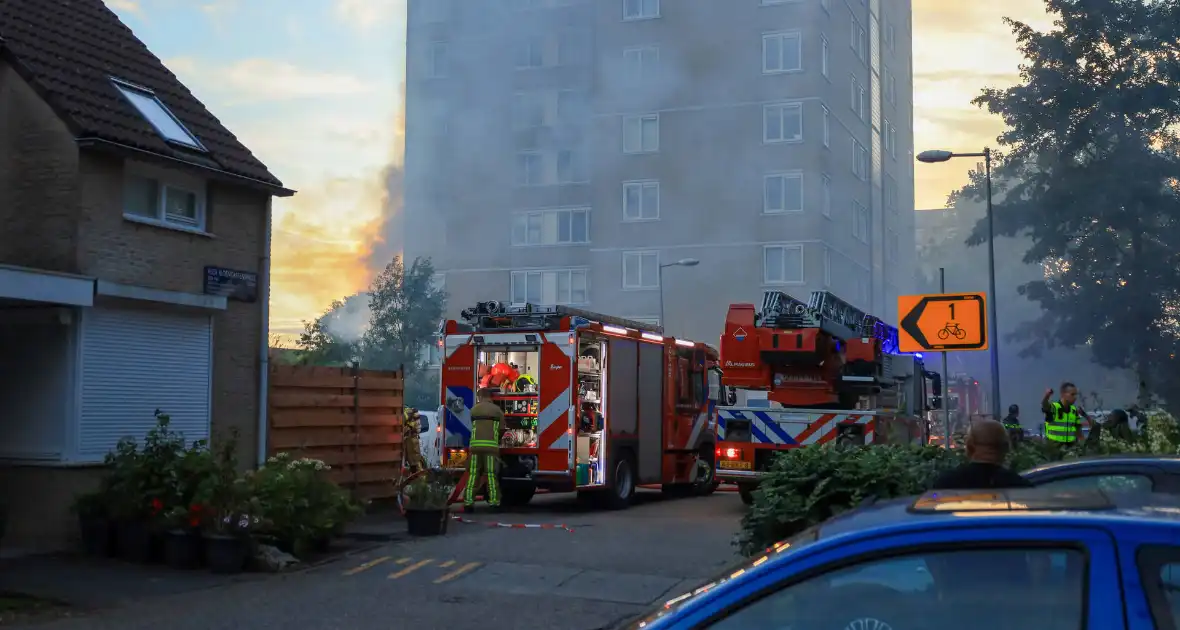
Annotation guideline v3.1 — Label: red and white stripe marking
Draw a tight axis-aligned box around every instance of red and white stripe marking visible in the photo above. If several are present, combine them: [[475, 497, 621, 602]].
[[450, 515, 575, 533]]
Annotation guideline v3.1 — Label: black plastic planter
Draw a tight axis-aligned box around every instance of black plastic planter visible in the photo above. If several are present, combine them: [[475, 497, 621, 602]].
[[163, 529, 203, 569], [115, 520, 158, 563], [78, 514, 115, 557], [203, 534, 248, 574], [405, 509, 449, 536]]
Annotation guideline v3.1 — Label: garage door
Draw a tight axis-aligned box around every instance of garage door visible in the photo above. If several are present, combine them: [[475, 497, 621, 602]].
[[78, 308, 212, 460]]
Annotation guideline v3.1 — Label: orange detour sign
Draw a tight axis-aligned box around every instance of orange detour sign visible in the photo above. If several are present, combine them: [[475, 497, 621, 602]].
[[897, 293, 988, 353]]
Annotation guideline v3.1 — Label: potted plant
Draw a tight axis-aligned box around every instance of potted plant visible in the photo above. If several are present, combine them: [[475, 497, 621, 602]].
[[194, 435, 255, 573], [161, 504, 205, 569], [401, 469, 454, 537], [105, 411, 189, 563], [251, 453, 360, 557], [71, 489, 115, 556]]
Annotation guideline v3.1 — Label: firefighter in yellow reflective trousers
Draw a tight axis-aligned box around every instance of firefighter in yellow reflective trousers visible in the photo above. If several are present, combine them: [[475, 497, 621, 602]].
[[465, 387, 503, 513]]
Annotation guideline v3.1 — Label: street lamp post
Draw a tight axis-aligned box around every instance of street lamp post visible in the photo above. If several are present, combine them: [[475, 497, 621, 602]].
[[658, 258, 700, 333], [916, 148, 1001, 416]]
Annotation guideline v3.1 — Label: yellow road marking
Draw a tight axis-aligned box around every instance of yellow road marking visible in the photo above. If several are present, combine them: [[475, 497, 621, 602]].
[[434, 562, 482, 584], [395, 557, 411, 564], [438, 560, 456, 568], [389, 558, 434, 579], [342, 555, 391, 576]]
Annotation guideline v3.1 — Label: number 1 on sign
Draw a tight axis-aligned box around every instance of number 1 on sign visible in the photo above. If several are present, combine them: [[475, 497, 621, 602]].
[[949, 303, 955, 319]]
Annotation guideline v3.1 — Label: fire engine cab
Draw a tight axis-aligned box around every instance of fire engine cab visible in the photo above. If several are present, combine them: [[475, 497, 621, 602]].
[[439, 301, 721, 509], [715, 290, 942, 504]]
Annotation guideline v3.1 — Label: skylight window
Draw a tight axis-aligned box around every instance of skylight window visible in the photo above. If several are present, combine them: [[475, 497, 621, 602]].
[[111, 78, 205, 151]]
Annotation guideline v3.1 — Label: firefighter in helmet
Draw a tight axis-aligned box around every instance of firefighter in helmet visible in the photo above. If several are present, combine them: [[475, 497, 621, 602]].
[[465, 387, 503, 512], [1001, 404, 1024, 444]]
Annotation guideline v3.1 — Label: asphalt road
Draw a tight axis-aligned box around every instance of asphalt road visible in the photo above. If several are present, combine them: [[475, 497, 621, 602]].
[[24, 489, 746, 630]]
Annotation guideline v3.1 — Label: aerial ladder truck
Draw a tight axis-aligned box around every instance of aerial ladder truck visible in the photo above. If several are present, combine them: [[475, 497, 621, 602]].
[[715, 290, 942, 504]]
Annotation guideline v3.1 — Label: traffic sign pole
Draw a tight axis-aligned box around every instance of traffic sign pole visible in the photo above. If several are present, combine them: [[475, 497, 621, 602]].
[[940, 268, 950, 447]]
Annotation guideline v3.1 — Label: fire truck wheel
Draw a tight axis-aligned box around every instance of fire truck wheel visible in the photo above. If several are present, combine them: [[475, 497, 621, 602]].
[[694, 455, 718, 496], [738, 484, 757, 505], [500, 481, 536, 507], [602, 456, 636, 510]]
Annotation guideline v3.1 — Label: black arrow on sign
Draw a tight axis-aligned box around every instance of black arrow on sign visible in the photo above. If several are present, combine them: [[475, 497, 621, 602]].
[[900, 295, 987, 351]]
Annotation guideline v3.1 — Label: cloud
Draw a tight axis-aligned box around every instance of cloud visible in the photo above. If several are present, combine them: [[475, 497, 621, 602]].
[[163, 56, 372, 103], [333, 0, 405, 32], [105, 0, 142, 15]]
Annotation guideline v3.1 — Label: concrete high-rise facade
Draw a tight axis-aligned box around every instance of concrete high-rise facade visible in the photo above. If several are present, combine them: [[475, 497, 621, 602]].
[[404, 0, 916, 345]]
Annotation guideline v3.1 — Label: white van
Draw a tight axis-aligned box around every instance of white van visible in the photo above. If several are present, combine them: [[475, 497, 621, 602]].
[[416, 410, 442, 469]]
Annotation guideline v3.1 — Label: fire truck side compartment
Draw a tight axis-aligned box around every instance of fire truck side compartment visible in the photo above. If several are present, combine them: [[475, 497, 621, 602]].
[[608, 338, 639, 438], [637, 341, 664, 481]]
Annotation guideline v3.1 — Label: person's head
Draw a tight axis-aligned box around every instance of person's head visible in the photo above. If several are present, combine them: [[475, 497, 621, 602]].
[[476, 387, 495, 402], [1060, 382, 1078, 405], [965, 419, 1011, 464], [1008, 404, 1019, 418]]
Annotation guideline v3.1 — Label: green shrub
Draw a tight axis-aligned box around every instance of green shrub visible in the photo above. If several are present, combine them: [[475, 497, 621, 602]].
[[736, 413, 1180, 556]]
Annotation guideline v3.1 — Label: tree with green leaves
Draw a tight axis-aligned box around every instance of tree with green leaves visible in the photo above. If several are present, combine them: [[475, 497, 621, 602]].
[[295, 256, 447, 409], [951, 0, 1180, 408]]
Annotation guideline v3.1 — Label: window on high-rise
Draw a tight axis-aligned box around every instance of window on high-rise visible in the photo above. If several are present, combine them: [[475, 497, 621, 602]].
[[762, 31, 802, 73], [623, 0, 659, 20], [426, 41, 449, 78], [623, 180, 660, 221], [623, 114, 660, 153], [852, 201, 869, 243], [764, 172, 803, 214], [850, 17, 867, 63], [821, 35, 829, 77], [623, 45, 660, 83], [763, 102, 803, 143], [851, 139, 869, 180], [763, 245, 804, 285], [623, 251, 660, 289]]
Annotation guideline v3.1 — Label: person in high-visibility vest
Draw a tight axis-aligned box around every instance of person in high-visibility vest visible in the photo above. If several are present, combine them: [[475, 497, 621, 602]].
[[1001, 404, 1024, 444], [465, 387, 502, 513], [1041, 382, 1088, 444]]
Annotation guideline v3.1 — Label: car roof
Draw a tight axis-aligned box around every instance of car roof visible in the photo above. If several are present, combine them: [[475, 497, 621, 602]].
[[1022, 454, 1180, 475], [629, 489, 1180, 629]]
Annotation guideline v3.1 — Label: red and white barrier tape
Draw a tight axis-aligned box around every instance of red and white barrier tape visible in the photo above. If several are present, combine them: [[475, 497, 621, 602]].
[[450, 515, 575, 533]]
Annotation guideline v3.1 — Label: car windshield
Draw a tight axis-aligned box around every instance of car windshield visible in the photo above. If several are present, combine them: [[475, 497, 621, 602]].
[[621, 526, 822, 628]]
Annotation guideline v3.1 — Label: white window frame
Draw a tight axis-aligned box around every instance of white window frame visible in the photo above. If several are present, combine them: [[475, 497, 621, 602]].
[[852, 200, 869, 243], [122, 161, 208, 233], [821, 174, 832, 217], [622, 180, 660, 221], [850, 76, 867, 120], [823, 247, 831, 286], [884, 22, 896, 51], [762, 244, 805, 285], [763, 171, 804, 214], [557, 149, 588, 184], [622, 0, 659, 21], [426, 41, 448, 78], [763, 102, 803, 144], [623, 113, 660, 154], [511, 207, 591, 246], [510, 268, 590, 306], [762, 30, 802, 74], [851, 139, 869, 180], [623, 45, 659, 83], [622, 250, 660, 290], [884, 120, 897, 158], [820, 35, 829, 78], [822, 105, 830, 147], [886, 228, 899, 260], [850, 16, 867, 63], [515, 37, 546, 69], [884, 68, 896, 104], [516, 151, 545, 187]]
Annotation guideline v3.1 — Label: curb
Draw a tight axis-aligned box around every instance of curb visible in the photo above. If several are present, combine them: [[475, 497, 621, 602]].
[[450, 515, 576, 533]]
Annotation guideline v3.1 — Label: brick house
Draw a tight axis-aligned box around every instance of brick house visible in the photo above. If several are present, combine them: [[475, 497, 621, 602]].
[[0, 0, 293, 550]]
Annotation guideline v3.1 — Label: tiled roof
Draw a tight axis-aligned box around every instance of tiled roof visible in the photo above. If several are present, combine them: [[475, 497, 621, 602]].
[[0, 0, 289, 193]]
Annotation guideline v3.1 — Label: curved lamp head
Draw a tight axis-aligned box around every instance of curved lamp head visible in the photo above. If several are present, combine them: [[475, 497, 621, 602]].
[[675, 258, 700, 267], [916, 149, 954, 163]]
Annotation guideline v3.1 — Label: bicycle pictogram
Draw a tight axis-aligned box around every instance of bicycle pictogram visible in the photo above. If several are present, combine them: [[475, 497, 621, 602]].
[[937, 322, 968, 341]]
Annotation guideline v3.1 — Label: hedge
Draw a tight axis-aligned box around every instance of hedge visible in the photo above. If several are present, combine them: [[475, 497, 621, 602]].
[[736, 412, 1180, 556]]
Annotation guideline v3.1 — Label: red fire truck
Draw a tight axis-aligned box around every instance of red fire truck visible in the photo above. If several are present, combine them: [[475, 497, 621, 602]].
[[714, 290, 941, 504], [439, 301, 721, 509]]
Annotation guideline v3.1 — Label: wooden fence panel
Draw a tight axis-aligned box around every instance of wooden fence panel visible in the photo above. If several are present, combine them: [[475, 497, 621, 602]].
[[267, 364, 404, 500]]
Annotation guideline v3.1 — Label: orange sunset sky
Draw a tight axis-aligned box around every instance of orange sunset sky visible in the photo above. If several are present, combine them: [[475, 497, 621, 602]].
[[246, 0, 1055, 339]]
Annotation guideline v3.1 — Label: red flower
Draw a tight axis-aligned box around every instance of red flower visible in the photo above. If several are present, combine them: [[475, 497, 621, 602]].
[[149, 498, 163, 514]]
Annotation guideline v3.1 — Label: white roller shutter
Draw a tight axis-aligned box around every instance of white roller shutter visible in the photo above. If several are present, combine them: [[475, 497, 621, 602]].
[[78, 308, 212, 460]]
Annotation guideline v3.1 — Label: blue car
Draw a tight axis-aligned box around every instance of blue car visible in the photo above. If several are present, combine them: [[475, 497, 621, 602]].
[[626, 489, 1180, 629]]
